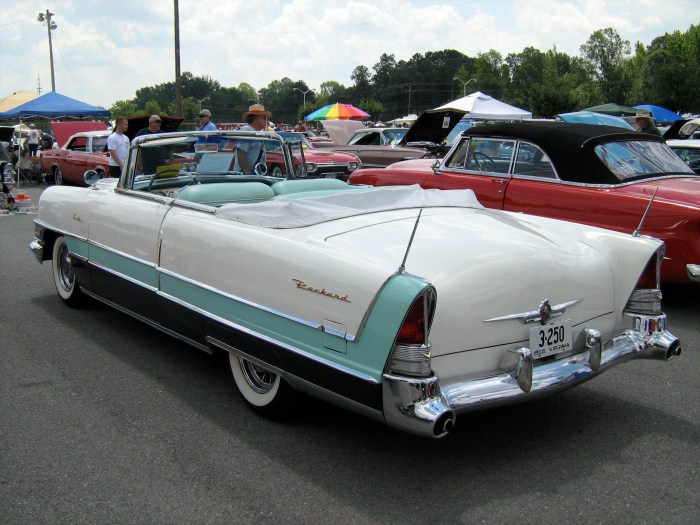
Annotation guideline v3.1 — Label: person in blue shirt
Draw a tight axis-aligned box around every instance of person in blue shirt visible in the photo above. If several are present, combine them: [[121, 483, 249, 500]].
[[197, 109, 217, 131], [235, 104, 272, 174]]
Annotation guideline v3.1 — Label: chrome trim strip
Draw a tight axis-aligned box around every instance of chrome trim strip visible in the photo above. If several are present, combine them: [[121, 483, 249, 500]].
[[33, 219, 88, 243], [161, 292, 378, 384], [88, 239, 158, 269], [80, 288, 211, 354]]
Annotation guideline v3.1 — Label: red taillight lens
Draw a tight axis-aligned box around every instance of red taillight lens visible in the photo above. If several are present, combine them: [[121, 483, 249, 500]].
[[636, 254, 659, 290], [396, 299, 426, 345]]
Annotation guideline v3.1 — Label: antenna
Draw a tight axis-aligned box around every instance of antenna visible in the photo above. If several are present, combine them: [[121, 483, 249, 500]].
[[399, 209, 422, 274], [633, 186, 659, 237]]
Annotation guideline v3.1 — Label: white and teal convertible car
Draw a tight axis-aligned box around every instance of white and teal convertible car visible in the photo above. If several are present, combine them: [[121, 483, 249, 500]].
[[29, 130, 681, 438]]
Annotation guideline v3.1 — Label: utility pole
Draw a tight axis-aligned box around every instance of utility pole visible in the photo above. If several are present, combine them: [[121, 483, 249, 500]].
[[174, 0, 182, 116], [37, 10, 57, 92]]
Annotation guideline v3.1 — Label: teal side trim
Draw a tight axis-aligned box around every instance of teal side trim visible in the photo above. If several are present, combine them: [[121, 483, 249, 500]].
[[346, 275, 429, 377], [88, 244, 158, 288], [159, 272, 429, 383], [64, 236, 89, 260]]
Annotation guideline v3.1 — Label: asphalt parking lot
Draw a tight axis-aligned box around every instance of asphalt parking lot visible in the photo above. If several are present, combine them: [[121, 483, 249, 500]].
[[1, 183, 698, 525]]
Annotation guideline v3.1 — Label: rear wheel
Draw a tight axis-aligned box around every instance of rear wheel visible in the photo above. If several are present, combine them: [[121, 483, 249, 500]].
[[52, 235, 86, 306], [53, 166, 63, 185], [229, 354, 295, 418], [270, 165, 284, 177]]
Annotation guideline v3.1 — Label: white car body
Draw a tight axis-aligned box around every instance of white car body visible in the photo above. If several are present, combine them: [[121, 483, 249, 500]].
[[29, 130, 681, 438]]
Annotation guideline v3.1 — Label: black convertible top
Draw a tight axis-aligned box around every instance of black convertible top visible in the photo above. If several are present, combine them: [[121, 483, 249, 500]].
[[465, 121, 664, 184]]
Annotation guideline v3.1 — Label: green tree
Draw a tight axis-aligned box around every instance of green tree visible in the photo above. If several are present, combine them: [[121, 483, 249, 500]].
[[580, 28, 631, 102], [109, 99, 137, 117], [358, 99, 385, 122]]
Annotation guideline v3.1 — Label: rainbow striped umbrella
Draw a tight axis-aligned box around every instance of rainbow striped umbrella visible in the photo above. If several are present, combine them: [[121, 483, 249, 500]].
[[305, 102, 369, 121]]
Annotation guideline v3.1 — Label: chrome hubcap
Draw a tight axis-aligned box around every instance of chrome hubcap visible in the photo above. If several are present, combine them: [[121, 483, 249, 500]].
[[239, 358, 276, 394]]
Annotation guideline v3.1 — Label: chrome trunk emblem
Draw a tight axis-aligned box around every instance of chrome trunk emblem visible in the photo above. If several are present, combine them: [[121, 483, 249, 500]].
[[484, 298, 581, 324]]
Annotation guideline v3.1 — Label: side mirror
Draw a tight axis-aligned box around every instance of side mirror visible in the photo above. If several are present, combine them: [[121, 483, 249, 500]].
[[84, 170, 100, 185]]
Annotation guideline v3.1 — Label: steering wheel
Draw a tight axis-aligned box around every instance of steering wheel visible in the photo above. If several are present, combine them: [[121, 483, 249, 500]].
[[467, 151, 496, 171], [147, 167, 181, 192]]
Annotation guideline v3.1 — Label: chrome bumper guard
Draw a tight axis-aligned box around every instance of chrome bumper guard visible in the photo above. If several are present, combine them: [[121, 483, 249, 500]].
[[382, 312, 680, 439], [687, 264, 700, 283], [29, 238, 44, 263]]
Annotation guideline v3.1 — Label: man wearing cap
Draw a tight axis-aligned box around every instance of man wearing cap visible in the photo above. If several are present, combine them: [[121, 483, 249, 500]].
[[635, 109, 662, 136], [135, 115, 171, 174], [198, 109, 217, 131], [235, 103, 272, 174]]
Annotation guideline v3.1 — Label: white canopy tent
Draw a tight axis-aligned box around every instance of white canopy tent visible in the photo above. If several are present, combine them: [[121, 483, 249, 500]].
[[430, 91, 532, 120]]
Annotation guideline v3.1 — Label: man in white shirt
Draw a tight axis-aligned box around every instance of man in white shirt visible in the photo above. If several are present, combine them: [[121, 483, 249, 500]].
[[107, 117, 130, 178], [26, 124, 40, 158]]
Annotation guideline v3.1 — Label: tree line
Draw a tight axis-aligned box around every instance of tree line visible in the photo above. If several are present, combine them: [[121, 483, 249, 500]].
[[109, 25, 699, 125]]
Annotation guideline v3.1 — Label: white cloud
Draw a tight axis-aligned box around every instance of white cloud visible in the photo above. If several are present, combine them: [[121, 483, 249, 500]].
[[2, 0, 697, 109]]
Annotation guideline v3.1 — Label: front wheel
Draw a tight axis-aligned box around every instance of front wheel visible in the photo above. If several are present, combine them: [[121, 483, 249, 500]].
[[52, 235, 86, 306], [229, 354, 295, 419], [53, 166, 63, 185], [270, 165, 284, 177]]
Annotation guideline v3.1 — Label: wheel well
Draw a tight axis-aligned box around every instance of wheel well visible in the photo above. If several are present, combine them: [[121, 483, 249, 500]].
[[40, 229, 59, 262]]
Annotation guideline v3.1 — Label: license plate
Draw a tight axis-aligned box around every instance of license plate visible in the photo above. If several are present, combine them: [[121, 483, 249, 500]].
[[529, 320, 572, 359], [323, 173, 339, 179]]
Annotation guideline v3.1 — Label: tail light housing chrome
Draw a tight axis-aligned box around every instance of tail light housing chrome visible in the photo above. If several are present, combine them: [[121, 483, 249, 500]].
[[625, 247, 664, 315], [385, 287, 437, 378]]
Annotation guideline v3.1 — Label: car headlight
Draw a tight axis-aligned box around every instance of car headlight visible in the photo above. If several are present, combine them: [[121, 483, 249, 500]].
[[347, 161, 359, 171], [306, 162, 318, 173]]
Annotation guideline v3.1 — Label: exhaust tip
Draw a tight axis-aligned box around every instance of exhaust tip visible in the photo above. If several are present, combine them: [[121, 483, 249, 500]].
[[667, 342, 682, 360], [434, 412, 455, 437]]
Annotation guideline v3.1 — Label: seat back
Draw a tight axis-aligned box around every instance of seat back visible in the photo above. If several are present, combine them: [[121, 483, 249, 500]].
[[176, 182, 274, 206], [271, 178, 349, 196]]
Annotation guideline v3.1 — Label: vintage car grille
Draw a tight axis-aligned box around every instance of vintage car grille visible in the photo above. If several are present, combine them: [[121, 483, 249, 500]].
[[307, 161, 359, 181]]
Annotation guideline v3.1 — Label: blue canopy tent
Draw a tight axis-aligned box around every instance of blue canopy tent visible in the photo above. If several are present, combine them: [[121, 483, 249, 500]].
[[0, 91, 110, 120], [0, 91, 109, 186], [633, 104, 684, 124]]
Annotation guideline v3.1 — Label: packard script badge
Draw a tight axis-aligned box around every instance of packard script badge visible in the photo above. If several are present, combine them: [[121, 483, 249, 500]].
[[292, 278, 351, 303]]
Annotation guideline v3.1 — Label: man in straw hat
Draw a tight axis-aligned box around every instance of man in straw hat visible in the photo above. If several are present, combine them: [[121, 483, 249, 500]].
[[235, 103, 272, 174], [634, 109, 662, 136]]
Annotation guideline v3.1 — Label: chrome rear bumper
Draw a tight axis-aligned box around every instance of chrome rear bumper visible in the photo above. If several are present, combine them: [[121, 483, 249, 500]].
[[382, 313, 680, 439]]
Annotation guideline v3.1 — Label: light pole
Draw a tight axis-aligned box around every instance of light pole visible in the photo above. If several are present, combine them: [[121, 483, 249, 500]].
[[294, 88, 313, 106], [37, 10, 57, 92], [195, 96, 209, 113], [453, 77, 476, 97]]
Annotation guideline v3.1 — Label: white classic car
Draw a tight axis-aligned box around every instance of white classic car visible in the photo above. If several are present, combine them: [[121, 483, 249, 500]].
[[29, 129, 681, 438]]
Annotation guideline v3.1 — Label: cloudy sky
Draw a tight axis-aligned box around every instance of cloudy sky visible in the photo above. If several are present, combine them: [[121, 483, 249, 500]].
[[2, 0, 697, 110]]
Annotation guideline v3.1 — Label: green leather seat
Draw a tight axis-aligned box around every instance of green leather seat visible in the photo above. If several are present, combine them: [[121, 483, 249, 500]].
[[176, 182, 275, 206]]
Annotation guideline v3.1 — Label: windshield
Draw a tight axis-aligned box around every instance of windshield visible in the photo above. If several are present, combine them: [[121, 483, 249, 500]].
[[670, 145, 700, 173], [594, 140, 694, 181], [127, 131, 307, 193], [276, 131, 312, 149]]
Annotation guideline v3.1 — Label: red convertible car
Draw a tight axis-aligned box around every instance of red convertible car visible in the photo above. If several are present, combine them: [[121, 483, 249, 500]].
[[271, 131, 361, 180], [41, 116, 183, 185], [350, 121, 700, 284]]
